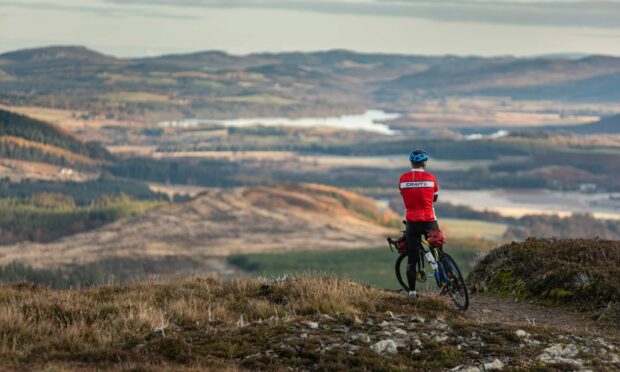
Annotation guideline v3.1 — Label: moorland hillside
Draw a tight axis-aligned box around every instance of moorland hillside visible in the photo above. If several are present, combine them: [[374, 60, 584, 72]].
[[0, 184, 397, 278]]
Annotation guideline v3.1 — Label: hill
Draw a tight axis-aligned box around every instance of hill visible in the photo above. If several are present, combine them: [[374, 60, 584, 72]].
[[0, 275, 617, 370], [561, 113, 620, 134], [0, 184, 397, 279], [381, 55, 620, 102], [0, 45, 119, 65], [0, 109, 111, 178], [1, 46, 620, 128], [468, 238, 620, 324]]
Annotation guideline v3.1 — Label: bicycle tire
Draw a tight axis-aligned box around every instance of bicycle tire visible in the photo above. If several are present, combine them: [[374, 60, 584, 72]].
[[440, 253, 469, 310], [395, 254, 409, 292], [395, 252, 438, 294]]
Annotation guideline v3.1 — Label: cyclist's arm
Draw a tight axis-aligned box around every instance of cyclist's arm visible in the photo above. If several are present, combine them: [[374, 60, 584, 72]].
[[433, 176, 439, 203]]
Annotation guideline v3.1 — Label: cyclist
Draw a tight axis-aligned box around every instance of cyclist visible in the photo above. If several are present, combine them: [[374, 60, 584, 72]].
[[398, 149, 440, 300]]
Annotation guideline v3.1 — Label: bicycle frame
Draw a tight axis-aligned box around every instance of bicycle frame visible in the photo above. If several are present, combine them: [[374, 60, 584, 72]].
[[419, 239, 448, 287], [387, 235, 447, 288]]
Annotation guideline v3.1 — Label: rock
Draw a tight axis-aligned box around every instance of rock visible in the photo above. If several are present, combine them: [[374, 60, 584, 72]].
[[370, 339, 399, 355], [307, 322, 319, 329], [595, 338, 615, 351], [545, 344, 578, 358], [515, 330, 529, 338], [350, 333, 371, 343], [379, 320, 390, 327], [411, 315, 425, 323], [413, 348, 421, 354], [300, 333, 308, 339], [413, 339, 422, 347], [429, 319, 449, 330], [346, 343, 360, 356], [482, 309, 492, 314], [537, 343, 582, 366], [393, 327, 408, 336], [483, 359, 505, 370], [432, 335, 449, 343], [451, 366, 481, 372]]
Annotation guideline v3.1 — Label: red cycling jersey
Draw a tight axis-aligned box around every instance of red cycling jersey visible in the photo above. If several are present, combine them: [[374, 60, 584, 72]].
[[399, 169, 439, 222]]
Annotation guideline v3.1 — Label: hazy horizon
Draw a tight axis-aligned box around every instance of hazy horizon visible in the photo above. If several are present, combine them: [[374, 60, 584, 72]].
[[0, 43, 607, 60], [2, 0, 620, 57]]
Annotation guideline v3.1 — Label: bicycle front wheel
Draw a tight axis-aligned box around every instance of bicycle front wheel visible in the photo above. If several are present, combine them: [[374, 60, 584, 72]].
[[440, 253, 469, 310]]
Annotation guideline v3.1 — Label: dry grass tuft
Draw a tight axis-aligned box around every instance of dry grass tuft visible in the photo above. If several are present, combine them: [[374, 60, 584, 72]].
[[0, 275, 457, 369]]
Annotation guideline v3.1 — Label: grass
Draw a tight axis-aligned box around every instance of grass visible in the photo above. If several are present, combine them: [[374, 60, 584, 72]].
[[441, 218, 508, 240], [0, 274, 616, 370], [0, 275, 462, 370], [468, 238, 620, 323], [98, 92, 172, 103], [214, 94, 298, 106], [228, 241, 485, 290]]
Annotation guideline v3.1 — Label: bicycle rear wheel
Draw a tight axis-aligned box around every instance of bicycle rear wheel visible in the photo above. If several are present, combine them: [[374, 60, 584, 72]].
[[395, 253, 436, 294], [440, 253, 469, 310], [395, 254, 409, 292]]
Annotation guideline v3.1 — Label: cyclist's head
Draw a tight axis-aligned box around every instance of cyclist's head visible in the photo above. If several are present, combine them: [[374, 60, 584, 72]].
[[409, 149, 429, 168]]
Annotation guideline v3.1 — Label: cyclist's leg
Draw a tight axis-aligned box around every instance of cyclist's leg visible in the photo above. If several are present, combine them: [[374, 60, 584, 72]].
[[405, 222, 423, 292]]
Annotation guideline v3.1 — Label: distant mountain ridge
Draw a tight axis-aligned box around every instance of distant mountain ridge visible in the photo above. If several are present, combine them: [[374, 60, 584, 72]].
[[0, 45, 118, 63], [1, 45, 620, 122]]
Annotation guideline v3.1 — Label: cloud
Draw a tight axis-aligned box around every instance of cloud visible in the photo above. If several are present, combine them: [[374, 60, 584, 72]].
[[102, 0, 620, 28], [0, 0, 200, 20]]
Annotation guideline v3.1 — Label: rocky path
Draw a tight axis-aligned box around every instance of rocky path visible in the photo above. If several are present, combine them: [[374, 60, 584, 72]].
[[467, 295, 606, 334]]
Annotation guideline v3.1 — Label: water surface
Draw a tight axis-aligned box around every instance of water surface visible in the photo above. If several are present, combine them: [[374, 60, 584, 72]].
[[159, 110, 400, 134]]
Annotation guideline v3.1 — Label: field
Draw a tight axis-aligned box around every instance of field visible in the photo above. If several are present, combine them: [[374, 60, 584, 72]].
[[440, 218, 508, 240], [228, 241, 488, 290]]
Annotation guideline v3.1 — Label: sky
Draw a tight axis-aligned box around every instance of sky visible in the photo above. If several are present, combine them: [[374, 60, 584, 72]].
[[1, 0, 620, 57]]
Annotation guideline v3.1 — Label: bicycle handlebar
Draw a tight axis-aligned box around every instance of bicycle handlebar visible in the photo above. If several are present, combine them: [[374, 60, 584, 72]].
[[386, 237, 397, 252]]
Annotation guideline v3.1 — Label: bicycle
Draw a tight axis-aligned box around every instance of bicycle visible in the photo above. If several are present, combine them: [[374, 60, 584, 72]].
[[387, 226, 469, 310]]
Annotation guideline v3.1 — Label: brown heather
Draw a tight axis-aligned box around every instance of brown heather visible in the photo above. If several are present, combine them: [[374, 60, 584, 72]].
[[0, 275, 619, 370], [0, 276, 457, 370]]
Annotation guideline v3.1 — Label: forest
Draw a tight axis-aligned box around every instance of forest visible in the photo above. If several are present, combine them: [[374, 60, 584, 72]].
[[0, 109, 110, 160], [0, 192, 165, 244]]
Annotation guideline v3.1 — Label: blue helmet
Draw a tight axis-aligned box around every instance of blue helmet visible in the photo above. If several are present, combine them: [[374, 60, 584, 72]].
[[409, 149, 429, 164]]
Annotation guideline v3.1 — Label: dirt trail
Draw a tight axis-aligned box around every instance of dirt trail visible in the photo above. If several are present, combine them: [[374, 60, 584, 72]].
[[467, 295, 607, 334]]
